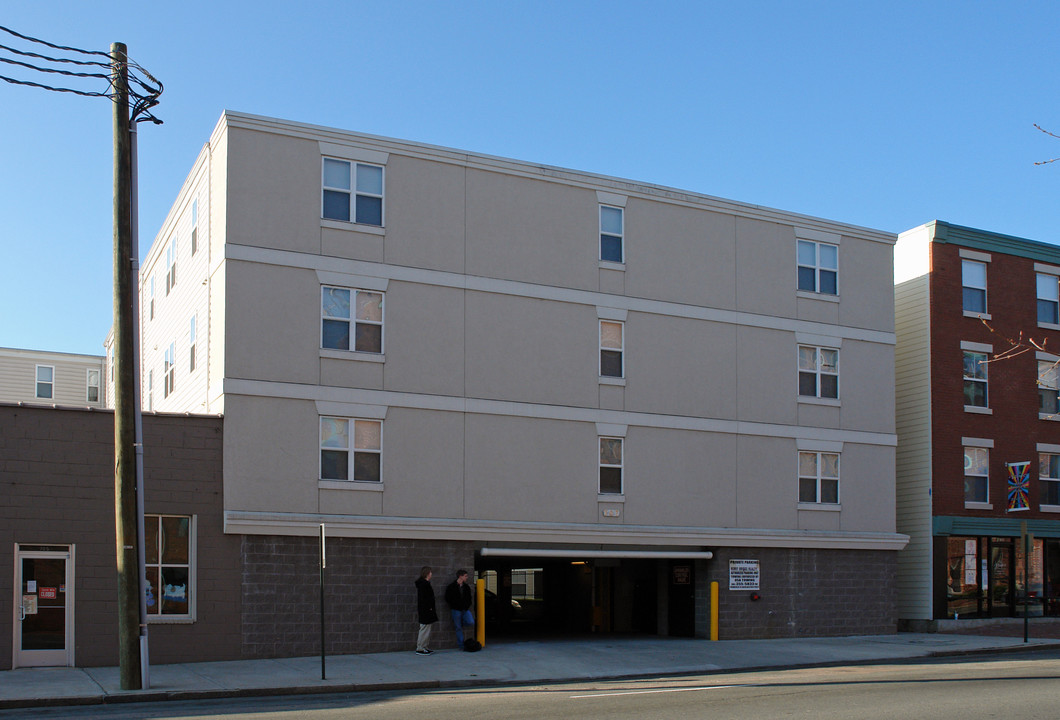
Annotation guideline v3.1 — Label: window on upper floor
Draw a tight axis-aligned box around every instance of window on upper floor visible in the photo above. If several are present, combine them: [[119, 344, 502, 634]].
[[190, 199, 198, 255], [147, 369, 153, 412], [87, 369, 100, 403], [149, 276, 155, 320], [797, 240, 838, 295], [798, 451, 839, 504], [962, 260, 987, 314], [600, 205, 624, 263], [1040, 453, 1060, 506], [189, 315, 197, 373], [320, 417, 382, 482], [798, 345, 839, 399], [600, 320, 624, 379], [963, 350, 988, 408], [165, 237, 177, 295], [1039, 360, 1059, 415], [322, 287, 384, 354], [35, 365, 54, 399], [599, 437, 623, 495], [145, 514, 193, 619], [964, 446, 989, 504], [322, 158, 384, 226], [1038, 273, 1059, 325], [163, 343, 175, 398]]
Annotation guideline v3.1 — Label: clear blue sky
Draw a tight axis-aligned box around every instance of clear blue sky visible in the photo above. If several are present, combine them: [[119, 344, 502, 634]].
[[2, 2, 1058, 356]]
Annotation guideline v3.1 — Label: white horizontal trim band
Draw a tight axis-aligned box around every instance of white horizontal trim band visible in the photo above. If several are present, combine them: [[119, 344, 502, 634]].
[[480, 548, 713, 559]]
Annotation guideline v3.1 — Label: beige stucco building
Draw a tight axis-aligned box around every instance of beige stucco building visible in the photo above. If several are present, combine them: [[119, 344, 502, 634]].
[[139, 111, 904, 652]]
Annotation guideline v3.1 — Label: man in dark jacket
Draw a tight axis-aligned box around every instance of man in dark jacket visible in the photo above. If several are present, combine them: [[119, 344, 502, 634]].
[[414, 566, 437, 655], [445, 569, 475, 650]]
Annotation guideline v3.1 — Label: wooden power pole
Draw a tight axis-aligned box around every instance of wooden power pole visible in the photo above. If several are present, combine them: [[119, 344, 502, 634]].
[[111, 41, 141, 691]]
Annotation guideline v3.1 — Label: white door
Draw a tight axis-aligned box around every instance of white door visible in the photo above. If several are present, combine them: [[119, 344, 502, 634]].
[[14, 545, 74, 668]]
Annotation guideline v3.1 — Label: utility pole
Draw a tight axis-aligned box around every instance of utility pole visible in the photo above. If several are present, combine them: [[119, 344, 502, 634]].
[[111, 41, 141, 691]]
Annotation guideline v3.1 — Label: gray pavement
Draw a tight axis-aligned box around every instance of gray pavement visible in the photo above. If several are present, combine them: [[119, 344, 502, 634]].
[[2, 633, 1059, 710]]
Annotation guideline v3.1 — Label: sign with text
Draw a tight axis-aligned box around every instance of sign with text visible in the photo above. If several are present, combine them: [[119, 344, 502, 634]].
[[728, 559, 760, 590]]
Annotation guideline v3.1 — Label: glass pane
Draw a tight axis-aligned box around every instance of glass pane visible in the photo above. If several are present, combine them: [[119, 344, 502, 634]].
[[1040, 389, 1059, 414], [21, 558, 65, 650], [601, 235, 623, 262], [88, 387, 99, 402], [799, 452, 817, 477], [964, 476, 988, 503], [355, 323, 382, 353], [1038, 274, 1058, 301], [160, 566, 189, 615], [798, 372, 818, 397], [819, 244, 837, 270], [38, 366, 53, 382], [321, 418, 349, 449], [1038, 300, 1059, 325], [323, 158, 350, 190], [799, 477, 818, 502], [797, 266, 816, 292], [146, 566, 159, 615], [356, 164, 383, 195], [963, 380, 987, 407], [820, 374, 838, 399], [322, 190, 350, 221], [600, 438, 622, 465], [820, 453, 839, 478], [321, 449, 348, 480], [820, 349, 838, 373], [819, 270, 838, 295], [599, 467, 622, 494], [36, 383, 52, 399], [354, 420, 381, 450], [88, 370, 99, 384], [964, 352, 986, 379], [355, 195, 383, 226], [600, 206, 623, 235], [161, 516, 190, 564], [600, 350, 623, 377], [798, 346, 817, 371], [145, 516, 159, 564], [821, 479, 839, 503], [964, 447, 988, 476], [353, 452, 381, 482], [601, 321, 622, 349], [1039, 360, 1059, 390], [322, 287, 351, 319], [962, 287, 986, 313], [1044, 480, 1060, 505], [797, 240, 816, 266], [322, 319, 350, 350], [356, 291, 383, 322], [962, 260, 986, 288]]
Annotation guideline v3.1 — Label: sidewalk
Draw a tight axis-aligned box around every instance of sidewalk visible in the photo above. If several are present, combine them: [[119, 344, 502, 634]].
[[2, 632, 1059, 710]]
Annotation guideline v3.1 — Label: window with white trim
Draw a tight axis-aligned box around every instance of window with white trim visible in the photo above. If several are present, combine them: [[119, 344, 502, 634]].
[[321, 158, 384, 226], [962, 260, 987, 314], [320, 417, 382, 482], [144, 514, 192, 618], [163, 343, 175, 398], [190, 199, 198, 255], [147, 369, 153, 412], [1040, 453, 1060, 506], [964, 446, 989, 504], [87, 369, 100, 403], [599, 437, 623, 494], [189, 315, 197, 373], [963, 350, 988, 408], [149, 276, 155, 320], [798, 451, 839, 504], [1038, 273, 1059, 325], [600, 320, 624, 378], [35, 365, 54, 399], [322, 287, 383, 353], [797, 240, 838, 295], [165, 237, 177, 295], [1040, 360, 1060, 414], [798, 345, 839, 399], [600, 205, 623, 263]]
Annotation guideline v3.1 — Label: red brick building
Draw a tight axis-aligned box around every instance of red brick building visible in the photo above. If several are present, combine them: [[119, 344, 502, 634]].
[[896, 221, 1060, 626]]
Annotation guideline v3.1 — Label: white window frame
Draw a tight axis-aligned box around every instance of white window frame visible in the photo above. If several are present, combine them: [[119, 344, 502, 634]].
[[86, 368, 100, 403], [1038, 358, 1059, 417], [796, 239, 838, 295], [600, 320, 624, 379], [144, 513, 196, 623], [147, 369, 153, 412], [1038, 272, 1060, 327], [319, 417, 383, 483], [165, 237, 177, 295], [798, 345, 839, 400], [962, 259, 987, 315], [599, 436, 623, 495], [1039, 452, 1060, 509], [798, 450, 840, 505], [163, 343, 175, 398], [190, 199, 198, 255], [962, 349, 989, 410], [963, 444, 990, 507], [35, 364, 54, 399], [599, 205, 624, 264], [321, 286, 385, 354], [321, 158, 385, 227], [149, 275, 155, 320], [189, 315, 197, 373]]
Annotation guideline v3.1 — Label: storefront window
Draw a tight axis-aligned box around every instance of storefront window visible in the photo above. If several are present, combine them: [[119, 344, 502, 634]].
[[1014, 538, 1045, 617], [946, 537, 980, 618]]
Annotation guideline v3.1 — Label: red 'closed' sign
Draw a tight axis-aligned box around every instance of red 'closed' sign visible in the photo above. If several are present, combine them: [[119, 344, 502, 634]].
[[39, 588, 57, 599]]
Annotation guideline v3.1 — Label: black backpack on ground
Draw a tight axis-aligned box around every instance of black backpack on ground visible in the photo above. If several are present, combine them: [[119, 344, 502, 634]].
[[463, 638, 482, 652]]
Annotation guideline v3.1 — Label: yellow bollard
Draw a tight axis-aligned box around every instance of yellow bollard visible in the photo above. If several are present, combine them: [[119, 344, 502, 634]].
[[710, 581, 719, 641], [476, 578, 486, 647]]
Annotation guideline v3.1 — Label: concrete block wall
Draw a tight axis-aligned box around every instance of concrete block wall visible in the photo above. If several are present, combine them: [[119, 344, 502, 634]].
[[240, 536, 475, 658]]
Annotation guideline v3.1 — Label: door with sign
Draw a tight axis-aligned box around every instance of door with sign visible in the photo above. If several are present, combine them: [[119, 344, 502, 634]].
[[15, 545, 74, 668]]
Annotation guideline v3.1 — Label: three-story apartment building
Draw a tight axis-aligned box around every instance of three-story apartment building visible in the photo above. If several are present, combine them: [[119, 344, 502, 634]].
[[140, 112, 903, 656]]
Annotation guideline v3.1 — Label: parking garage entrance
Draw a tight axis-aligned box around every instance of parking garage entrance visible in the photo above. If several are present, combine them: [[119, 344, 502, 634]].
[[475, 548, 712, 639]]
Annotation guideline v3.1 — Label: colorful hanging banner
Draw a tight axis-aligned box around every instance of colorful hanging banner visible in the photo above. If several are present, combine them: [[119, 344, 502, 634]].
[[1006, 461, 1031, 512]]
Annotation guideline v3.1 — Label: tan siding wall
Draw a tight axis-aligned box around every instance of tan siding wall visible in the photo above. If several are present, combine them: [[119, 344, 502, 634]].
[[0, 348, 106, 408]]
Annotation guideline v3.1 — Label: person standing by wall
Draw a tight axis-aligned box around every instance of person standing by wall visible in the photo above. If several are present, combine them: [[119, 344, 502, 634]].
[[445, 569, 475, 650], [414, 566, 437, 655]]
